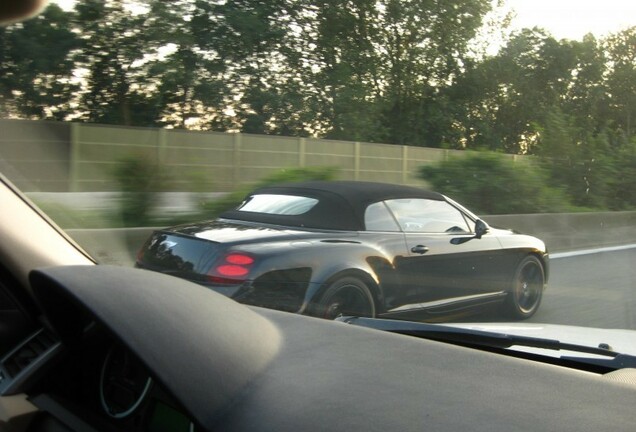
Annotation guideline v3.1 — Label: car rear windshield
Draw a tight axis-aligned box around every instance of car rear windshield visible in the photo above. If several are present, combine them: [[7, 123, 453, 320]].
[[237, 194, 319, 215]]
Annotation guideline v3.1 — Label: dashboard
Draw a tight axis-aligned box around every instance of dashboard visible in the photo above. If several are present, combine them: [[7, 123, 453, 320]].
[[2, 265, 636, 432], [1, 325, 197, 432]]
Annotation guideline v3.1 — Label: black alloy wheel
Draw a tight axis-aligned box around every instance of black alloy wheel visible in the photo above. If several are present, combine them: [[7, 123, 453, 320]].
[[316, 277, 376, 320], [505, 255, 545, 320]]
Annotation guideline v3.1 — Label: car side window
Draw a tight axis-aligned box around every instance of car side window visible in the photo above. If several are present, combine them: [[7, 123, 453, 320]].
[[364, 202, 401, 231], [384, 199, 471, 233]]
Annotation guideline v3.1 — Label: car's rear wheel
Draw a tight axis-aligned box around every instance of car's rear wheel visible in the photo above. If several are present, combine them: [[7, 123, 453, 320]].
[[504, 255, 545, 320], [315, 277, 376, 320]]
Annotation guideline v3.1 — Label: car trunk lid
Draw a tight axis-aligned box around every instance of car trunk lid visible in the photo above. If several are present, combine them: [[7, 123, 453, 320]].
[[168, 219, 358, 244], [136, 220, 358, 286]]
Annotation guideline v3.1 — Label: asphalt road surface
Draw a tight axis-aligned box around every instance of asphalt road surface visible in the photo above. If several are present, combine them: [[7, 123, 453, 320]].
[[110, 238, 636, 329], [458, 246, 636, 329], [529, 247, 636, 330]]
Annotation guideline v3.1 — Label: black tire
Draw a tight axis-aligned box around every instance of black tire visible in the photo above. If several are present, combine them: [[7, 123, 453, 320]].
[[314, 277, 376, 320], [504, 255, 545, 320]]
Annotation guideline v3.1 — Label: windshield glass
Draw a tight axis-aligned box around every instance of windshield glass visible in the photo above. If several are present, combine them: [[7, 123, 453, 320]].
[[1, 0, 635, 345]]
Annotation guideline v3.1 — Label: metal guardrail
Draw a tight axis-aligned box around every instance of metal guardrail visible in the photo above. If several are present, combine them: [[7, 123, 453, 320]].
[[486, 212, 636, 253]]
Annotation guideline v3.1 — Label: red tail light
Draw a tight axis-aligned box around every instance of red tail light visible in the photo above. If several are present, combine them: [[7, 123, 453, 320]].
[[216, 265, 249, 277], [225, 254, 254, 265], [207, 253, 255, 285]]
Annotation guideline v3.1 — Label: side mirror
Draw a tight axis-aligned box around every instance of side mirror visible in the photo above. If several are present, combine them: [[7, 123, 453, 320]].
[[450, 219, 490, 245], [474, 219, 489, 239]]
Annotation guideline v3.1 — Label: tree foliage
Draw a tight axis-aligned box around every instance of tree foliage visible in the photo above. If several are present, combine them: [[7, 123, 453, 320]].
[[73, 0, 159, 125], [0, 4, 79, 119], [0, 1, 634, 210]]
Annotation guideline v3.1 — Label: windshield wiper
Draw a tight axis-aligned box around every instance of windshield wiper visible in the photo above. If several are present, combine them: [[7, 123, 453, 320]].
[[338, 316, 636, 369]]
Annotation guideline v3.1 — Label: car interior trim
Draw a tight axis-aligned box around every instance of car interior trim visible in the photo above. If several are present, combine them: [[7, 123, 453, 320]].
[[0, 328, 62, 396]]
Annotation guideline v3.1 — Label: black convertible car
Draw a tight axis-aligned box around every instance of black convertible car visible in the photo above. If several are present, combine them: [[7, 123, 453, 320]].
[[137, 181, 548, 320], [0, 173, 633, 432]]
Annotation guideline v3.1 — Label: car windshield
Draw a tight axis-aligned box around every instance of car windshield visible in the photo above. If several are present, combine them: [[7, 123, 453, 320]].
[[1, 0, 635, 345]]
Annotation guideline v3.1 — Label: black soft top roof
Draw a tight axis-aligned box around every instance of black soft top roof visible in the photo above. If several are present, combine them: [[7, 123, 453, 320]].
[[220, 181, 445, 231]]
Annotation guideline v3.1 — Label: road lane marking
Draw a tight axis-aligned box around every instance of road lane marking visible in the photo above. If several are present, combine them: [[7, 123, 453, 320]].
[[552, 244, 636, 259]]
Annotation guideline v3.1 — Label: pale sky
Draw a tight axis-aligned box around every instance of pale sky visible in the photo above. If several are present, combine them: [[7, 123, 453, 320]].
[[52, 0, 635, 41], [505, 0, 636, 40]]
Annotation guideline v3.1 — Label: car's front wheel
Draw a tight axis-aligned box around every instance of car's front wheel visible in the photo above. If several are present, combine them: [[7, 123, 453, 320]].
[[504, 255, 545, 320], [315, 277, 376, 320]]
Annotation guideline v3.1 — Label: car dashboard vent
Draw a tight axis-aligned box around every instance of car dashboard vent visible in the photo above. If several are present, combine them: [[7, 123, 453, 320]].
[[0, 328, 62, 396]]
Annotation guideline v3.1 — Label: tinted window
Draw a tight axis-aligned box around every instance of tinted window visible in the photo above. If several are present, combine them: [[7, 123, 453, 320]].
[[385, 199, 470, 233], [237, 194, 318, 215], [138, 233, 221, 278], [365, 202, 400, 231]]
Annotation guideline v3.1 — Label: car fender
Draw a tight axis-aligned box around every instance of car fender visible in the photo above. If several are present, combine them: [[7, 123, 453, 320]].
[[240, 240, 394, 313], [495, 233, 550, 284], [299, 243, 395, 314]]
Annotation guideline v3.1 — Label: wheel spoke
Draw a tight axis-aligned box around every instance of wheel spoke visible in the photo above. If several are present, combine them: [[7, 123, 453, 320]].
[[509, 259, 544, 317], [526, 265, 539, 282], [319, 279, 375, 319]]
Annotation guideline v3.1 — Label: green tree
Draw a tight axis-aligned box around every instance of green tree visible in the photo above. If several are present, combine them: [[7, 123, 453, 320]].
[[206, 0, 307, 133], [562, 34, 608, 135], [296, 0, 384, 141], [603, 27, 636, 138], [141, 0, 227, 129], [537, 109, 614, 209], [374, 0, 493, 147], [74, 0, 162, 126], [451, 29, 580, 154], [0, 4, 79, 119]]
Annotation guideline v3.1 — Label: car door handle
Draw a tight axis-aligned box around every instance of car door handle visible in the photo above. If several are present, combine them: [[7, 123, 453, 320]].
[[410, 245, 430, 254]]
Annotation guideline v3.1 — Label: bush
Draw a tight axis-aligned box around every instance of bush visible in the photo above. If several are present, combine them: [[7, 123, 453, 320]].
[[419, 152, 570, 215], [607, 141, 636, 210], [113, 155, 167, 226]]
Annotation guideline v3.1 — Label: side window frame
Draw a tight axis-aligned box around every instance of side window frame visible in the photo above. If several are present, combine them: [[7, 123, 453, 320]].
[[444, 197, 480, 234]]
